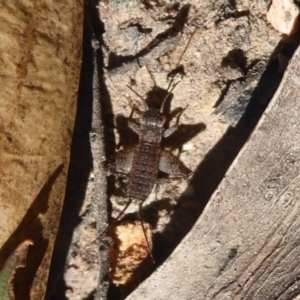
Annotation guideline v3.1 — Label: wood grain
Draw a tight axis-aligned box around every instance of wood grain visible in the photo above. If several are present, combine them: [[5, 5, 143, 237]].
[[127, 45, 300, 300]]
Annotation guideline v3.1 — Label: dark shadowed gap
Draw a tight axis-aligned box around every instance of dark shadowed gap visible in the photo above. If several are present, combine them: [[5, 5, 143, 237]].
[[45, 14, 94, 300]]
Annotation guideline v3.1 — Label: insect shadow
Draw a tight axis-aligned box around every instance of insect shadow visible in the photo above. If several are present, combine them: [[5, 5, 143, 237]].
[[113, 81, 206, 199]]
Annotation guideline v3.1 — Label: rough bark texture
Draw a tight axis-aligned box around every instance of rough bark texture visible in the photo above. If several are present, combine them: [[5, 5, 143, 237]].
[[127, 42, 300, 300], [46, 26, 110, 300], [92, 38, 111, 300], [47, 0, 300, 299]]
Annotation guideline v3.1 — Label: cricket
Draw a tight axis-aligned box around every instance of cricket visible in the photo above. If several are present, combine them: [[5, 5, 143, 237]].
[[103, 28, 197, 261]]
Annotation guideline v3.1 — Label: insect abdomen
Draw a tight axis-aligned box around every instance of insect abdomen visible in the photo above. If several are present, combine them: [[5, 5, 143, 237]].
[[127, 142, 160, 201]]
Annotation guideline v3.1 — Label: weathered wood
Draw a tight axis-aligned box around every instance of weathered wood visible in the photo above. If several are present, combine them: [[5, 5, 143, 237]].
[[92, 38, 111, 300], [127, 45, 300, 300]]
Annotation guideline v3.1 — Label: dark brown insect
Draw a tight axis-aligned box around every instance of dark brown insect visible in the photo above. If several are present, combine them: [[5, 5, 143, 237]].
[[103, 28, 197, 260], [120, 94, 191, 205], [105, 84, 192, 261]]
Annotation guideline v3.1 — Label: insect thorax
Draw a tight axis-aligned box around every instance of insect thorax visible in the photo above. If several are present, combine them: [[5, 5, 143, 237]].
[[138, 108, 165, 144]]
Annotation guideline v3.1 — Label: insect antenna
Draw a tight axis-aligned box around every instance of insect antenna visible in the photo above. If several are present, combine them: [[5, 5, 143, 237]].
[[146, 64, 157, 87], [99, 197, 134, 237], [138, 202, 155, 264], [160, 27, 197, 113], [126, 84, 148, 111], [99, 198, 155, 263], [160, 80, 181, 113]]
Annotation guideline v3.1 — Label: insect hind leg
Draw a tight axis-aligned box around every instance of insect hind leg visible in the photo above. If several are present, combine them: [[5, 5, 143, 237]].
[[159, 149, 191, 179], [99, 197, 134, 237], [138, 201, 155, 264]]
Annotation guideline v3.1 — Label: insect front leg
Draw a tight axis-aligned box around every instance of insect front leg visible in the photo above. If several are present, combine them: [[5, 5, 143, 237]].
[[128, 99, 145, 119], [127, 102, 144, 135], [159, 149, 191, 179], [163, 124, 178, 139], [163, 106, 187, 138], [128, 119, 141, 136]]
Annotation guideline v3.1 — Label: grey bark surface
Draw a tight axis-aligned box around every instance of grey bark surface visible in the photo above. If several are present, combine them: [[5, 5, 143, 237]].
[[62, 37, 110, 300], [127, 44, 300, 300], [46, 22, 110, 300], [92, 39, 111, 300]]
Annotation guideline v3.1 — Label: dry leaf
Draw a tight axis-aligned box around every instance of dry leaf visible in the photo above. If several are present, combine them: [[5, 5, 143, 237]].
[[0, 240, 33, 300]]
